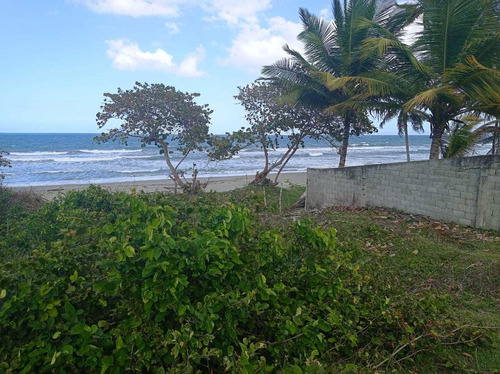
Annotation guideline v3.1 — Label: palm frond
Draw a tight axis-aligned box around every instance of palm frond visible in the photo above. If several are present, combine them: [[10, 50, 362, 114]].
[[445, 56, 500, 117], [404, 85, 461, 111], [282, 44, 313, 70], [298, 8, 341, 74], [416, 0, 489, 73]]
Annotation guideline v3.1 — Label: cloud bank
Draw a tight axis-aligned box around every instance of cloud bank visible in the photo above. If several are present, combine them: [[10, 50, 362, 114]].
[[106, 39, 206, 77]]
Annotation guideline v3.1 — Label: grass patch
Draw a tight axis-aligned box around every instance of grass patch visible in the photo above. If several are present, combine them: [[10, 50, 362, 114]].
[[300, 207, 500, 372]]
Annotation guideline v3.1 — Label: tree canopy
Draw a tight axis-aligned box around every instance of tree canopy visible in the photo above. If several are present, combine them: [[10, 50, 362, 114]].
[[95, 82, 213, 191], [0, 151, 11, 181], [264, 0, 500, 162], [262, 0, 407, 167], [210, 81, 341, 185]]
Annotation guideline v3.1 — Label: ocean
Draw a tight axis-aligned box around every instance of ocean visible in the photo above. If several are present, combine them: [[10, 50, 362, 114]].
[[0, 133, 489, 187]]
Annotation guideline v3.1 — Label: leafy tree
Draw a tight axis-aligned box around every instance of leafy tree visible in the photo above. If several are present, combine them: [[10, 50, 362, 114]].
[[210, 81, 341, 185], [95, 82, 213, 192], [262, 0, 408, 167], [0, 151, 11, 181]]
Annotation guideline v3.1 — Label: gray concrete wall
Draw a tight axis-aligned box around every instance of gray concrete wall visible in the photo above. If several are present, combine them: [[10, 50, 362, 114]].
[[306, 155, 500, 230]]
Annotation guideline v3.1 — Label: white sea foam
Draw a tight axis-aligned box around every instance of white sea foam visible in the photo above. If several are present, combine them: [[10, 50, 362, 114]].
[[122, 155, 156, 159], [308, 152, 324, 157], [34, 170, 86, 174], [12, 158, 54, 162], [78, 149, 143, 154], [36, 170, 66, 174], [56, 156, 122, 162], [116, 169, 161, 174], [10, 151, 68, 156]]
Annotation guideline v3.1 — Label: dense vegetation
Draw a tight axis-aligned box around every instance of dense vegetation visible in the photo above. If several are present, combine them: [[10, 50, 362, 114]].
[[1, 185, 498, 372], [263, 0, 500, 163]]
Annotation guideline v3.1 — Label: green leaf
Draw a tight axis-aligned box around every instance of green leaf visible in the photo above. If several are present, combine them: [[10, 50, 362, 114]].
[[0, 289, 6, 299], [116, 336, 125, 350], [206, 319, 215, 333], [124, 245, 135, 258], [178, 304, 187, 316], [50, 351, 58, 365], [70, 323, 87, 335], [317, 319, 331, 332], [284, 365, 303, 374], [101, 356, 114, 374], [257, 303, 269, 311], [258, 273, 266, 287], [69, 271, 78, 282], [52, 331, 61, 339], [172, 344, 180, 358], [61, 345, 74, 355]]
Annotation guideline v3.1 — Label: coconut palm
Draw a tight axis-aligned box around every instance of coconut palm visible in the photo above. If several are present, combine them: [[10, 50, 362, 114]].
[[263, 0, 409, 167], [380, 106, 424, 162], [402, 0, 500, 159], [341, 0, 499, 160], [441, 115, 500, 157]]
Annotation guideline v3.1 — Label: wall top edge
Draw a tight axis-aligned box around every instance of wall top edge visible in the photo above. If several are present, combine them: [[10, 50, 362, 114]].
[[307, 155, 500, 172]]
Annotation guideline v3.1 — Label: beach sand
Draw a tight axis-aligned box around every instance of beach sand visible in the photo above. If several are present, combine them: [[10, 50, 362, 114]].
[[11, 172, 307, 201]]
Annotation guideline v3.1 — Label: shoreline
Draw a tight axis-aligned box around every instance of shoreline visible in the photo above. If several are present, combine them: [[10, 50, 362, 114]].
[[9, 172, 307, 201]]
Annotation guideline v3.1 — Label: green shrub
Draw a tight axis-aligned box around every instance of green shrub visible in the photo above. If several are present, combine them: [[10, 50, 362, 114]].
[[0, 190, 482, 372]]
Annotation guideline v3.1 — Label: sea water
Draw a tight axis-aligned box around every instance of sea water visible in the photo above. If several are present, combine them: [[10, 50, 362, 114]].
[[0, 133, 490, 187]]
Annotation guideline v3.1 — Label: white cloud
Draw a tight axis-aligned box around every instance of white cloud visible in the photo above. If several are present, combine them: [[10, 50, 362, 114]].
[[74, 0, 270, 22], [319, 8, 329, 18], [165, 21, 180, 34], [106, 39, 206, 77], [202, 0, 271, 24], [178, 46, 206, 77], [73, 0, 187, 17], [218, 17, 303, 74]]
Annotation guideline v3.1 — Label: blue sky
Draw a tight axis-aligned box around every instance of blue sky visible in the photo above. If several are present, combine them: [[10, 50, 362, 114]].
[[0, 0, 409, 135]]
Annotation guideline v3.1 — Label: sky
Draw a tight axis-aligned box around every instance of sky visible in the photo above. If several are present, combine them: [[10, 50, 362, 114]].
[[0, 0, 414, 135]]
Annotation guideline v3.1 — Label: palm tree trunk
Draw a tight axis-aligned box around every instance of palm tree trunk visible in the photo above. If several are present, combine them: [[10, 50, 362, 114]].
[[404, 122, 410, 162], [429, 122, 444, 160], [493, 120, 499, 155], [338, 118, 351, 168]]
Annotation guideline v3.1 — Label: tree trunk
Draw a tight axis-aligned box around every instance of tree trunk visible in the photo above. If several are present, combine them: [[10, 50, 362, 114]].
[[251, 142, 272, 185], [404, 122, 410, 162], [251, 170, 272, 186], [273, 143, 300, 184], [157, 139, 185, 188], [338, 118, 351, 168], [493, 120, 499, 155], [429, 122, 444, 160]]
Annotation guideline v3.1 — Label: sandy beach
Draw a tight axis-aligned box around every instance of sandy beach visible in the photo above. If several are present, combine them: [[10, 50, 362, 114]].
[[10, 172, 307, 201]]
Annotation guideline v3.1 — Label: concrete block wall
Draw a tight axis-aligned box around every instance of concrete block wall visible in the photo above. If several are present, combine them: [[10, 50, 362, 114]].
[[306, 155, 500, 230]]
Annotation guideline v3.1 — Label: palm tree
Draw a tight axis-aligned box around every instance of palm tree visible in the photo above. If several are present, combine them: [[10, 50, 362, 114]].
[[380, 107, 424, 162], [442, 115, 500, 157], [345, 0, 499, 160], [263, 0, 406, 167], [402, 0, 500, 159]]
